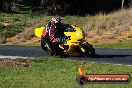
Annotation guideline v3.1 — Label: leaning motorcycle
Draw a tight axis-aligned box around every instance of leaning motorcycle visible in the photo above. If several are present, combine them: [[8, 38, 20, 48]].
[[35, 24, 95, 57]]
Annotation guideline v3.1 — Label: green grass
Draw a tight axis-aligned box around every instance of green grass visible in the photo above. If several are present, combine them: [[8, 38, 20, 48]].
[[1, 8, 132, 39], [0, 13, 28, 38], [0, 57, 132, 88], [0, 13, 50, 39], [95, 40, 132, 49]]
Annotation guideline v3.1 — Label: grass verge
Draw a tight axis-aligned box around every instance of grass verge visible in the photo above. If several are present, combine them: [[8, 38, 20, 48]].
[[95, 40, 132, 49], [0, 57, 132, 88]]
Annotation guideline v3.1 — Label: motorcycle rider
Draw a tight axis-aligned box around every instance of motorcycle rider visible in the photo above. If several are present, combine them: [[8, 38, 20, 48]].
[[44, 15, 65, 55]]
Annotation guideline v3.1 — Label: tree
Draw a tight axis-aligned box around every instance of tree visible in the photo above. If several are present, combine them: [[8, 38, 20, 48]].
[[122, 0, 125, 9]]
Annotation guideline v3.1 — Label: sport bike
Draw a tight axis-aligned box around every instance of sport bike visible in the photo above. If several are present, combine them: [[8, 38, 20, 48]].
[[35, 24, 95, 57]]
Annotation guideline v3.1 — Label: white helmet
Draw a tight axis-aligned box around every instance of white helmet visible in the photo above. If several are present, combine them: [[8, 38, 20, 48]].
[[51, 15, 61, 26]]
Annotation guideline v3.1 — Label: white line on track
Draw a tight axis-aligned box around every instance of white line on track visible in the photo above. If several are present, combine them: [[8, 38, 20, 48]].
[[0, 55, 29, 59]]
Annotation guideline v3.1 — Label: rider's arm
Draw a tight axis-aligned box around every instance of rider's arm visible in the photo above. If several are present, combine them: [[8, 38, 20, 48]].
[[45, 22, 51, 32], [46, 24, 54, 41]]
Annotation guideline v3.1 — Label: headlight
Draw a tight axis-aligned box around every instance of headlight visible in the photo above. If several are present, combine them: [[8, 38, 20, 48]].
[[76, 31, 82, 36]]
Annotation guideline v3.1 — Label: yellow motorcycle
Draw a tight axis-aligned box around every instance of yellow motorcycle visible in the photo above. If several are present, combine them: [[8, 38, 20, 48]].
[[35, 24, 95, 57]]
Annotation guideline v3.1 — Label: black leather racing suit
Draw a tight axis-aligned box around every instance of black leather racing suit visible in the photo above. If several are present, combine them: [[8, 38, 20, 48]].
[[44, 22, 66, 55]]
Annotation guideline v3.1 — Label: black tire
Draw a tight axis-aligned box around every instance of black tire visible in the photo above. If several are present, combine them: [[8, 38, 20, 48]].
[[74, 46, 85, 57], [41, 36, 54, 56], [76, 75, 86, 85], [41, 36, 47, 51], [82, 42, 95, 57]]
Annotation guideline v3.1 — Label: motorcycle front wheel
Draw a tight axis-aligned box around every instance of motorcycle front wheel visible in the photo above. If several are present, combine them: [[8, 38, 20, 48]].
[[82, 42, 95, 57]]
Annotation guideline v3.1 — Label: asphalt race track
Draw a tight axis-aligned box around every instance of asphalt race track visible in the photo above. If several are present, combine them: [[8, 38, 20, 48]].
[[0, 45, 132, 65]]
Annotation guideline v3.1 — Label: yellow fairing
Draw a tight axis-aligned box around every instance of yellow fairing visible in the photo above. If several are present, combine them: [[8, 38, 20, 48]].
[[62, 25, 86, 55], [64, 25, 85, 40], [35, 27, 45, 38]]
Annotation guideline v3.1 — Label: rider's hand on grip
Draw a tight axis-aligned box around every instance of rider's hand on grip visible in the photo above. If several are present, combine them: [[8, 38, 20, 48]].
[[52, 38, 59, 42]]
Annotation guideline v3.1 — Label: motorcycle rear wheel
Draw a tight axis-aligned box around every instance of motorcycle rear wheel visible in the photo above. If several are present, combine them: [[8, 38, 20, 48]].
[[41, 36, 54, 56]]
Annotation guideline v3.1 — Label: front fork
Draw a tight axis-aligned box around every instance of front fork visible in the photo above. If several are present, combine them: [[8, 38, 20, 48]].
[[78, 40, 87, 53], [78, 45, 85, 53]]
